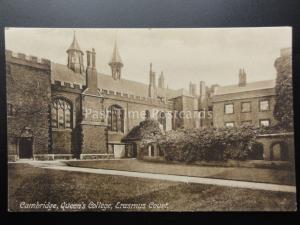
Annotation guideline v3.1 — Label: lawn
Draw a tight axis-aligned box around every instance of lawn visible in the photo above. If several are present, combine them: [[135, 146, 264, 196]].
[[8, 163, 296, 211], [66, 159, 296, 185]]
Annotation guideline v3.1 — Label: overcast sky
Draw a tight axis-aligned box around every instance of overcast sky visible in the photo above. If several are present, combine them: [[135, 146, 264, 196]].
[[5, 27, 291, 90]]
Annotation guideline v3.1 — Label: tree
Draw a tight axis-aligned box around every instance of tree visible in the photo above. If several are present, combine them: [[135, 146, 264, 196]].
[[273, 49, 294, 130]]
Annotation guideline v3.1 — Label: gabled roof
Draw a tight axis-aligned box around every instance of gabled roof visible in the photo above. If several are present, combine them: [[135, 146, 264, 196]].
[[51, 62, 187, 99], [66, 32, 83, 53], [109, 41, 123, 65], [214, 79, 276, 95], [51, 63, 85, 85]]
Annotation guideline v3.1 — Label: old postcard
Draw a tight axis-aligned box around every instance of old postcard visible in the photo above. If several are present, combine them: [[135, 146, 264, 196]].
[[6, 27, 296, 211]]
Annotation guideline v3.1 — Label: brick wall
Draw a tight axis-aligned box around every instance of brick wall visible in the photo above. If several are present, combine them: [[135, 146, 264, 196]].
[[51, 88, 82, 155], [213, 90, 277, 128], [6, 51, 51, 158]]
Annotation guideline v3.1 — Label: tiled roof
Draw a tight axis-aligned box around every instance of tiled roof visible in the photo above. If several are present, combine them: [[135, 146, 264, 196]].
[[51, 62, 186, 99], [214, 80, 276, 95], [51, 63, 85, 85]]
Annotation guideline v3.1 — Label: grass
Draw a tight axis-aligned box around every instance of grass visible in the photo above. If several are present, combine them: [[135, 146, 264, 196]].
[[66, 159, 296, 185], [8, 163, 297, 211]]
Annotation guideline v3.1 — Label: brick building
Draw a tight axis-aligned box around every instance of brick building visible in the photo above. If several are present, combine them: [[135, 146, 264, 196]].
[[212, 48, 291, 128], [212, 72, 277, 128], [6, 33, 288, 161], [6, 33, 212, 160]]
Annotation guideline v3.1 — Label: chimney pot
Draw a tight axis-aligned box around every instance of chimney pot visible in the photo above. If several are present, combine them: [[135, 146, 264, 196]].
[[238, 68, 247, 86]]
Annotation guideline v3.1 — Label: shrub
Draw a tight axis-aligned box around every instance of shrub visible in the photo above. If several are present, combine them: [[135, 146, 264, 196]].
[[156, 125, 287, 162]]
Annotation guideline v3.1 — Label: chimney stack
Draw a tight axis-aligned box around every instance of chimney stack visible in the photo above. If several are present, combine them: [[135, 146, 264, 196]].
[[92, 48, 96, 68], [238, 68, 247, 87], [86, 50, 91, 67], [199, 81, 206, 97], [84, 48, 99, 95], [158, 71, 165, 88], [148, 63, 157, 98]]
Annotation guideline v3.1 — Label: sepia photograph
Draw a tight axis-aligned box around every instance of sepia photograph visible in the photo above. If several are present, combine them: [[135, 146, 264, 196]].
[[6, 27, 296, 211]]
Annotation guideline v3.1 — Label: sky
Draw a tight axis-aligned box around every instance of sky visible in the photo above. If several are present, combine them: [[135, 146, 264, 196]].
[[5, 27, 291, 91]]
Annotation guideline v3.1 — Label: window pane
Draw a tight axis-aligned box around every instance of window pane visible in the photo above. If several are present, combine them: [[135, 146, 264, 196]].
[[65, 108, 71, 128], [260, 120, 270, 127], [260, 100, 269, 111], [241, 102, 251, 112], [51, 106, 58, 127], [108, 106, 124, 132], [112, 112, 117, 131], [225, 104, 234, 114], [225, 122, 234, 127], [58, 107, 64, 128]]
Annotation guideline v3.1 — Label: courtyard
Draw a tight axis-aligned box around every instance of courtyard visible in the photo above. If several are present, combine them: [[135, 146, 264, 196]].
[[66, 159, 296, 186], [8, 160, 296, 211]]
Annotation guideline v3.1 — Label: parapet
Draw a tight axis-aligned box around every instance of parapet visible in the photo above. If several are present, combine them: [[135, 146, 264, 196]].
[[52, 80, 84, 90], [5, 50, 51, 69], [100, 88, 171, 107]]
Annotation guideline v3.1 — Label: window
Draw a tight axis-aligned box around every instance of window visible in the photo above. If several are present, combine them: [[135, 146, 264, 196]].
[[7, 103, 14, 116], [107, 105, 124, 132], [241, 102, 251, 112], [225, 122, 235, 127], [259, 100, 270, 111], [157, 111, 166, 131], [148, 144, 155, 157], [241, 120, 252, 126], [51, 98, 72, 129], [224, 103, 234, 114], [260, 119, 270, 127]]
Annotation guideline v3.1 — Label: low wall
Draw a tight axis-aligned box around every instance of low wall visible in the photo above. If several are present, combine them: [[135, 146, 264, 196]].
[[255, 132, 294, 162]]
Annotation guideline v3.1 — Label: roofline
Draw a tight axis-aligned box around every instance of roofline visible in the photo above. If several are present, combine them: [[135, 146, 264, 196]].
[[214, 86, 275, 97]]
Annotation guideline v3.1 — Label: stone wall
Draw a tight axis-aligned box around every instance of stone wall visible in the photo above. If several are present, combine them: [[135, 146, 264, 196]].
[[6, 51, 51, 160], [256, 133, 294, 162], [80, 94, 107, 156], [51, 87, 82, 156]]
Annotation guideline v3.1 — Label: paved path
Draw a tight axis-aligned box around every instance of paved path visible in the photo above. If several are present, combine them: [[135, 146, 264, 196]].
[[18, 160, 296, 193]]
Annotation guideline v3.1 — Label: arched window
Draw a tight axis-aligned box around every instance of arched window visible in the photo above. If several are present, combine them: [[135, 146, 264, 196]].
[[157, 111, 166, 131], [51, 98, 72, 129], [107, 105, 124, 132]]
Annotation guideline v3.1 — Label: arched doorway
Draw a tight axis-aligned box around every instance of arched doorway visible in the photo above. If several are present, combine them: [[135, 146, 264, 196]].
[[19, 127, 34, 159], [270, 142, 289, 161], [19, 137, 33, 159], [132, 143, 137, 158], [158, 145, 164, 157], [249, 142, 264, 160]]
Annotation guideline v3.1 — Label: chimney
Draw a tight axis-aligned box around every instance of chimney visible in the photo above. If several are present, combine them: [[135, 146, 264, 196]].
[[158, 71, 165, 88], [84, 49, 99, 95], [199, 81, 206, 97], [92, 48, 96, 68], [148, 63, 157, 98], [238, 68, 246, 87], [188, 82, 197, 96], [86, 50, 91, 67]]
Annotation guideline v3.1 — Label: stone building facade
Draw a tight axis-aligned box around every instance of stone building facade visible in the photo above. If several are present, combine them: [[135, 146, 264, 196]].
[[6, 33, 289, 161], [6, 34, 209, 160]]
